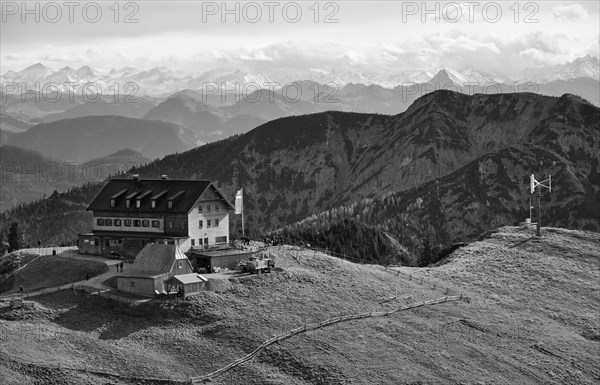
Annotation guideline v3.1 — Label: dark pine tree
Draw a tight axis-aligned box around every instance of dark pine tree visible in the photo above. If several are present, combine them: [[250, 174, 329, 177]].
[[419, 235, 432, 267], [7, 221, 25, 253]]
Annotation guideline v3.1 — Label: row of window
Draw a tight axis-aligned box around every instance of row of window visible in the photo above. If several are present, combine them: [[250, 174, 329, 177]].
[[197, 203, 219, 213], [97, 218, 161, 228], [97, 217, 225, 230], [190, 236, 227, 246], [198, 219, 219, 228]]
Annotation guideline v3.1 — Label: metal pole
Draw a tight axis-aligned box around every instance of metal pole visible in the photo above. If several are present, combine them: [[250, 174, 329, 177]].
[[536, 186, 542, 236], [241, 199, 245, 238], [529, 196, 533, 223]]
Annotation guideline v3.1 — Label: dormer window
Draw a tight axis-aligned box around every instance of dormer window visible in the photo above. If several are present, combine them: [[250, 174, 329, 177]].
[[198, 204, 202, 213], [166, 191, 185, 210], [135, 190, 153, 209], [109, 189, 127, 208], [150, 190, 168, 208], [125, 191, 139, 208]]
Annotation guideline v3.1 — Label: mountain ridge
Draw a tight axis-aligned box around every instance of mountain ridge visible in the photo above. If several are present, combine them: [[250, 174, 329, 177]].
[[2, 90, 597, 251], [3, 115, 198, 163], [2, 56, 597, 97]]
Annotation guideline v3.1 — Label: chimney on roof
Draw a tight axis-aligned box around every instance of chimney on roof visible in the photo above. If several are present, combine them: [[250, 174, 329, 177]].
[[132, 174, 140, 181], [161, 175, 168, 180]]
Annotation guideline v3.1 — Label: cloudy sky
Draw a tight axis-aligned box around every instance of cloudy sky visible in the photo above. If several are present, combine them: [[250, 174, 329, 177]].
[[1, 1, 598, 75]]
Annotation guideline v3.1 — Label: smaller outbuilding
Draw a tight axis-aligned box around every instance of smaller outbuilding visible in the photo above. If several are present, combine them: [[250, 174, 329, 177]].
[[190, 247, 256, 272], [117, 244, 206, 297], [166, 273, 208, 298]]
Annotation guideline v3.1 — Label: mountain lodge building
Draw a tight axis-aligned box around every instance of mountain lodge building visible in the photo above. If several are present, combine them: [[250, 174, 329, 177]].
[[78, 176, 234, 258]]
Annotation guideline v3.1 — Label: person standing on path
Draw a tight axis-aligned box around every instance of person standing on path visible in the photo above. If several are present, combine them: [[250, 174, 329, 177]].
[[120, 262, 123, 272]]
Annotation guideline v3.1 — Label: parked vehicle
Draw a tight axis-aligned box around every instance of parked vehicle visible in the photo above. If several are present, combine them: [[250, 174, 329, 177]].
[[237, 255, 275, 274]]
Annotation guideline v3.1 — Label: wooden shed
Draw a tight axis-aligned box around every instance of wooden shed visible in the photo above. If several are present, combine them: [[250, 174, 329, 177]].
[[190, 248, 256, 272], [165, 273, 207, 298], [117, 244, 204, 297]]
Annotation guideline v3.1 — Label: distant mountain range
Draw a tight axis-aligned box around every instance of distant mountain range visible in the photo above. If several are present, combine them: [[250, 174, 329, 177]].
[[39, 98, 159, 123], [2, 58, 598, 132], [2, 115, 198, 163], [2, 56, 597, 97], [2, 90, 597, 254], [0, 146, 150, 212], [142, 89, 266, 142]]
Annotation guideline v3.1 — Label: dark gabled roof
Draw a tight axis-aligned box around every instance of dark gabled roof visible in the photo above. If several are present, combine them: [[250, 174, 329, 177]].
[[87, 178, 234, 213]]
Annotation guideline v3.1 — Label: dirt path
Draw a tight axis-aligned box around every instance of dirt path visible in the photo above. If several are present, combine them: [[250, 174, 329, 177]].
[[55, 251, 141, 292], [0, 250, 129, 299]]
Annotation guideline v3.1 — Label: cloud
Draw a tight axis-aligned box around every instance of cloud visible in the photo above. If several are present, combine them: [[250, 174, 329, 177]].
[[239, 49, 273, 62], [552, 4, 589, 21], [4, 53, 24, 60]]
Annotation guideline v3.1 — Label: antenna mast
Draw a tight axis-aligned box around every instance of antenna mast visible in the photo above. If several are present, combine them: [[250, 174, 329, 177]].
[[530, 174, 552, 236]]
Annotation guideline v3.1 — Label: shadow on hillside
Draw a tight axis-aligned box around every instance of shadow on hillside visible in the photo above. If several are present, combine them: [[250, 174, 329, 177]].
[[34, 291, 158, 340]]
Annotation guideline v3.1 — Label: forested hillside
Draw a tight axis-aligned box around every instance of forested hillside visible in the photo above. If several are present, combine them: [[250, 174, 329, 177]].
[[1, 91, 598, 259]]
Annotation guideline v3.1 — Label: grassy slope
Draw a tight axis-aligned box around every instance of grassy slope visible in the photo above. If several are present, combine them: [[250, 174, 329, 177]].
[[0, 226, 598, 385], [0, 255, 107, 295]]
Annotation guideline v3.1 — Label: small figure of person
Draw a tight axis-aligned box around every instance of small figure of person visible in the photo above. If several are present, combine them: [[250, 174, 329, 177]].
[[119, 262, 123, 272], [19, 285, 23, 293]]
